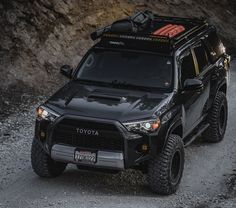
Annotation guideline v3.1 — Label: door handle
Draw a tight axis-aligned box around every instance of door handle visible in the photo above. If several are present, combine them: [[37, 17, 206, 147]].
[[211, 73, 219, 80]]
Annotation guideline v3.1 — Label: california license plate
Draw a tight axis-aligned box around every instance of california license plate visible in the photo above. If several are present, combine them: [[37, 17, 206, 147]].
[[74, 149, 97, 163]]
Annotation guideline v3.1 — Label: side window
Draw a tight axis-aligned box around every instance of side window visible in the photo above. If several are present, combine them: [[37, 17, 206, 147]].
[[193, 43, 209, 73], [180, 50, 196, 85], [205, 31, 225, 62]]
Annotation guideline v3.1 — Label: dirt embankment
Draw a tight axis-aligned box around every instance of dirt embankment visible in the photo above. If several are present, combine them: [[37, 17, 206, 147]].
[[0, 0, 235, 111], [0, 0, 132, 118]]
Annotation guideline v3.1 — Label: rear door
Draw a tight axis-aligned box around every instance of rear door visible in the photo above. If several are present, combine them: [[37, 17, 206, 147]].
[[192, 41, 212, 118]]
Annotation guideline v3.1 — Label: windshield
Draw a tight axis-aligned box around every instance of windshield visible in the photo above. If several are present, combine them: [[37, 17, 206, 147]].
[[76, 50, 173, 91]]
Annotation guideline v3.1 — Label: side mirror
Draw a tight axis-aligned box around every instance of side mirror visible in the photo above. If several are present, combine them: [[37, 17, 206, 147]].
[[183, 78, 203, 92], [60, 65, 73, 79]]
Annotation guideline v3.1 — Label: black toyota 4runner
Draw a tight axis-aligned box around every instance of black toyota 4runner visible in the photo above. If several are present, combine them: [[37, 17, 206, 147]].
[[31, 11, 230, 195]]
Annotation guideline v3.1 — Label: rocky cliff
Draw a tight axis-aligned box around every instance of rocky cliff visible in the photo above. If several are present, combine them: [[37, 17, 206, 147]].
[[0, 0, 235, 95]]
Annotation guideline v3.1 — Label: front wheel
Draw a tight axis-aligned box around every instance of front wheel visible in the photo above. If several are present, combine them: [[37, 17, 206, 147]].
[[31, 139, 67, 177], [148, 134, 184, 195]]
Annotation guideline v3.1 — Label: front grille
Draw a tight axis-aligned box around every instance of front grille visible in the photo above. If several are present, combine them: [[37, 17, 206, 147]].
[[51, 118, 124, 151]]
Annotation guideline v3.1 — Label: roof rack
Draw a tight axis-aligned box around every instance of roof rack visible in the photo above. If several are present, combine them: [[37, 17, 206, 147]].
[[172, 23, 208, 48], [152, 14, 207, 26], [91, 11, 209, 51], [90, 10, 154, 40], [150, 14, 208, 47]]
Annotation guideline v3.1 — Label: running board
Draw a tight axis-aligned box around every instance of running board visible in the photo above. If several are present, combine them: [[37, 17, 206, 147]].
[[184, 123, 209, 147]]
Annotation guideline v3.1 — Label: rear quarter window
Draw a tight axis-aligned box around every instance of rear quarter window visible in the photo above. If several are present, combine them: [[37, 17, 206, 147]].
[[205, 31, 225, 62]]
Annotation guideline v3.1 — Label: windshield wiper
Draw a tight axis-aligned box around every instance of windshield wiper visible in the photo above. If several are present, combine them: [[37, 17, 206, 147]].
[[110, 80, 154, 92], [77, 79, 112, 87]]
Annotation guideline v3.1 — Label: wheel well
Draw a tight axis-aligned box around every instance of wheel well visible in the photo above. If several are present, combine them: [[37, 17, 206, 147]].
[[171, 125, 183, 138], [218, 83, 227, 94]]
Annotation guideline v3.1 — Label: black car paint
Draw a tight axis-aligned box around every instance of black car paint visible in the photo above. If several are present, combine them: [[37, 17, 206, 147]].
[[34, 25, 229, 170], [46, 82, 170, 122]]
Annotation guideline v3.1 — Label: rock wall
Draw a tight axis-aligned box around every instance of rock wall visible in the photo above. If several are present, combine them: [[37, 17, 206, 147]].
[[0, 0, 132, 93], [0, 0, 235, 94]]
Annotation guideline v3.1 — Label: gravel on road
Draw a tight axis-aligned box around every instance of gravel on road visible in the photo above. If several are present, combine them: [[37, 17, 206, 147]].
[[0, 61, 236, 208]]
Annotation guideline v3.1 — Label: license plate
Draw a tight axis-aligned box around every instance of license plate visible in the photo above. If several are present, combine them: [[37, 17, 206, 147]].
[[74, 149, 97, 163]]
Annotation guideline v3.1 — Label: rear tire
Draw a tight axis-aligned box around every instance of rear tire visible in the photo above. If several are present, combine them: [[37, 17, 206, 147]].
[[148, 134, 184, 195], [202, 91, 228, 143], [31, 139, 67, 177]]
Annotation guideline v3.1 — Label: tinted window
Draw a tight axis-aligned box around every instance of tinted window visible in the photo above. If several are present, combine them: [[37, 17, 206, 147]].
[[76, 50, 173, 90], [206, 31, 224, 62], [194, 43, 209, 73], [180, 50, 196, 84]]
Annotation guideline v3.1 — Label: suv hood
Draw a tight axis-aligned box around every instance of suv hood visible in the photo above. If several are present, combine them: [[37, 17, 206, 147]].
[[46, 81, 171, 122]]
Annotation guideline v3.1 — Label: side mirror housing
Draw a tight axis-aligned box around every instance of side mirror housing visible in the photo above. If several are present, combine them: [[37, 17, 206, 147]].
[[183, 78, 203, 92], [60, 65, 73, 79]]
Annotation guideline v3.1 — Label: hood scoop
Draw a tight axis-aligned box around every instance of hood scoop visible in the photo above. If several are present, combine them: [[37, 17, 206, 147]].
[[87, 93, 123, 102]]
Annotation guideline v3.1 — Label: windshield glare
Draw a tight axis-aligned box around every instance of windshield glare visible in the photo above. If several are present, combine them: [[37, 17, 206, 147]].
[[76, 50, 173, 90]]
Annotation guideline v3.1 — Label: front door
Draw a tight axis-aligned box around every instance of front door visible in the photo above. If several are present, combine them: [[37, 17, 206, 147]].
[[179, 42, 210, 137]]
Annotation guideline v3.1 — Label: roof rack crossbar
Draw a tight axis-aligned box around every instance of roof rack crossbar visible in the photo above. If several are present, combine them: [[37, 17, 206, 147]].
[[173, 23, 208, 47], [152, 14, 207, 25]]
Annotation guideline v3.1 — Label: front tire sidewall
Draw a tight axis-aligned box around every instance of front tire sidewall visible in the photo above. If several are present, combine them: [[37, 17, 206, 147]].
[[31, 139, 67, 178], [169, 148, 184, 187], [148, 134, 184, 195]]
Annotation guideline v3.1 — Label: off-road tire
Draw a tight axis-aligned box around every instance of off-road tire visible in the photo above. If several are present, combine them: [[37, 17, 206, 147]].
[[202, 91, 228, 143], [148, 134, 184, 195], [31, 139, 67, 177]]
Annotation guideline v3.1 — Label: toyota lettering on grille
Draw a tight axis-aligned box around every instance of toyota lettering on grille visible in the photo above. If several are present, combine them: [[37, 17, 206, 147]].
[[76, 128, 99, 136]]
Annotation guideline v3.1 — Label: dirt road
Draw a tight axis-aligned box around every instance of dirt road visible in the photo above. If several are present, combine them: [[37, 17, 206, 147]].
[[0, 61, 236, 208]]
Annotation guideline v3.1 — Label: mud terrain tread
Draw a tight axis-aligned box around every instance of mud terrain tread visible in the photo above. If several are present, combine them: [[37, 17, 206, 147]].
[[31, 139, 67, 177], [148, 134, 184, 195], [202, 91, 228, 143]]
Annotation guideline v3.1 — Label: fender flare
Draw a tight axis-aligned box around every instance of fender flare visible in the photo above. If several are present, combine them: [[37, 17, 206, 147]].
[[217, 79, 227, 94], [161, 118, 183, 152], [33, 137, 50, 155]]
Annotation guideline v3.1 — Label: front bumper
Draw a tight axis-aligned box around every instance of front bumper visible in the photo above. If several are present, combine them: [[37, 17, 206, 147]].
[[51, 144, 124, 169], [35, 115, 161, 170]]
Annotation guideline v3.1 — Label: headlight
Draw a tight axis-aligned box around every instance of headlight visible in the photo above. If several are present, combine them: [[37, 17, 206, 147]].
[[36, 106, 59, 121], [123, 118, 160, 134]]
